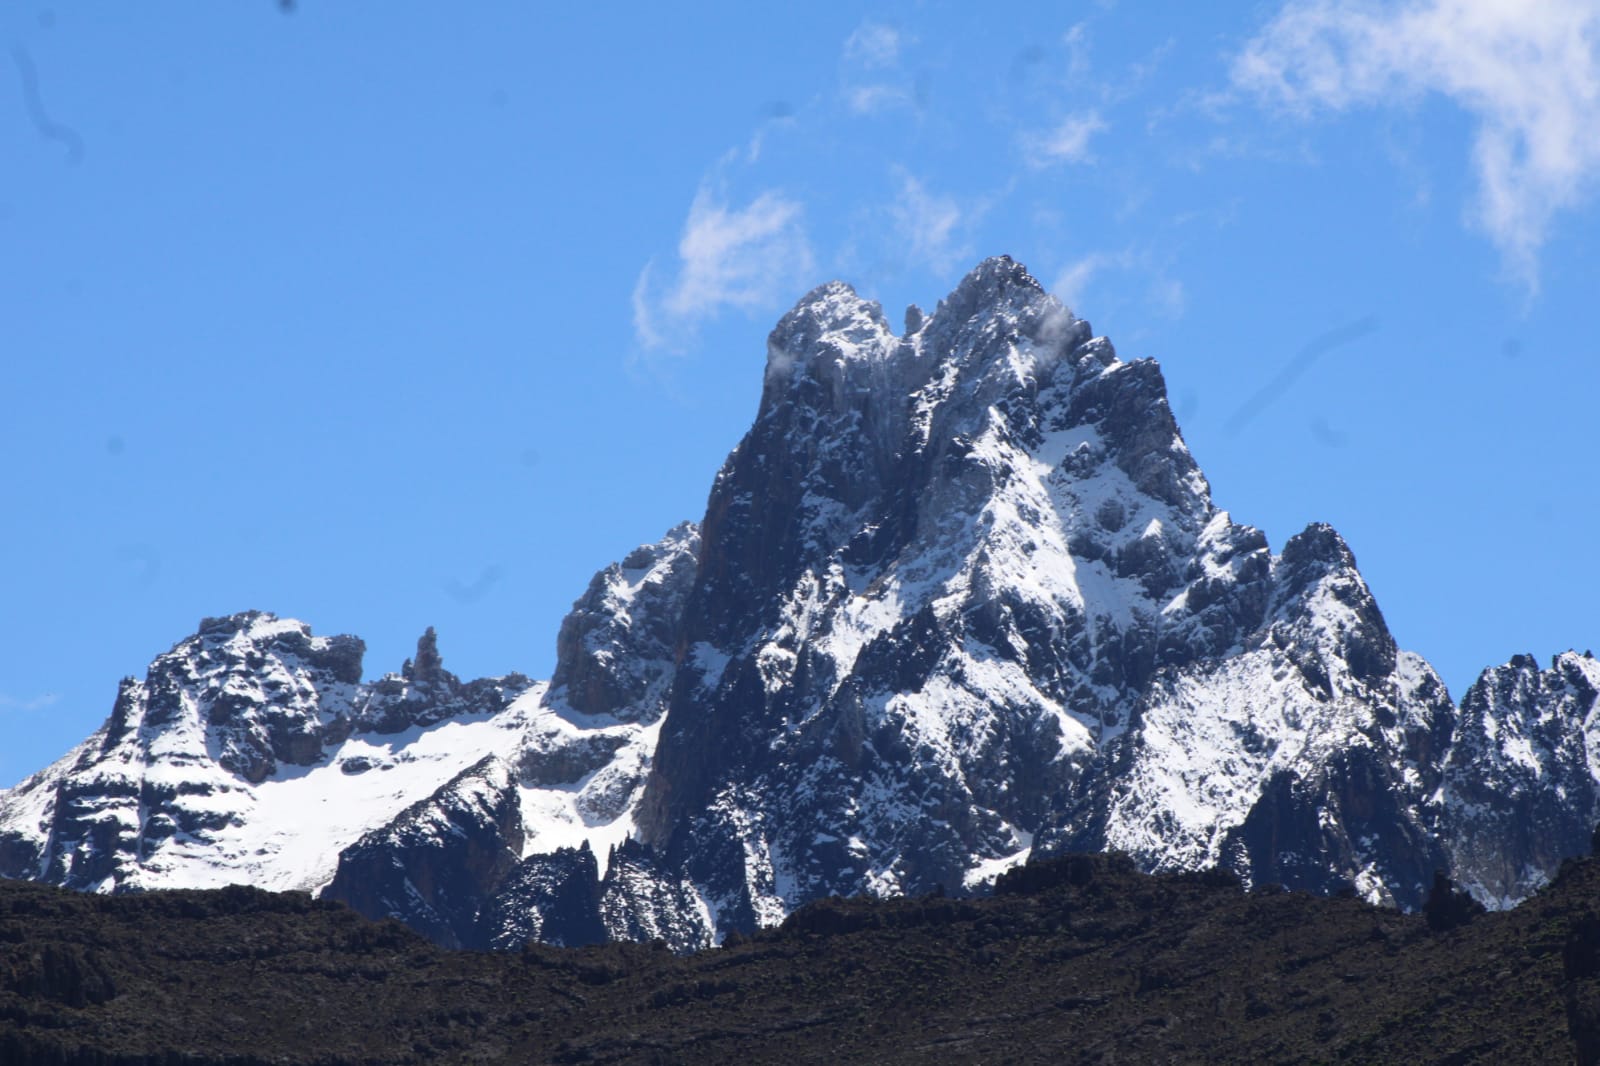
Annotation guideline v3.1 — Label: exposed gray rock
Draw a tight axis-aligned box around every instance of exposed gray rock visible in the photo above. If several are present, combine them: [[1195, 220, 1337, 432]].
[[479, 844, 606, 950], [600, 838, 715, 951], [352, 627, 523, 736]]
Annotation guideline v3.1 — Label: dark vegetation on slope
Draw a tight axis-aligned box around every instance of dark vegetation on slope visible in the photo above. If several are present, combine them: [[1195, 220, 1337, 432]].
[[0, 853, 1597, 1065]]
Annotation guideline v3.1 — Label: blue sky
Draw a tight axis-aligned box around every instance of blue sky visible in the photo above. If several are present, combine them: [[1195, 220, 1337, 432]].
[[3, 2, 1597, 786]]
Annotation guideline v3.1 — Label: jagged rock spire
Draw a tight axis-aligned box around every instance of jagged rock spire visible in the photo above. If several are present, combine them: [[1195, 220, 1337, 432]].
[[405, 626, 444, 687]]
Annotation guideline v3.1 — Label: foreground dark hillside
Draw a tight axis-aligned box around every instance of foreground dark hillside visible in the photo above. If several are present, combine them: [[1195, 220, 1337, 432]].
[[1, 853, 1598, 1065]]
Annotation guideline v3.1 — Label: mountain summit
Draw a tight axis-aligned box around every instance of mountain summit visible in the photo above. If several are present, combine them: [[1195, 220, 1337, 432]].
[[636, 255, 1449, 928], [1, 258, 1594, 949]]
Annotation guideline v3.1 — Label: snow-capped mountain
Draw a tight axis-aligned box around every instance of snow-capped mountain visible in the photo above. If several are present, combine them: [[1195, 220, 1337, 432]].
[[0, 257, 1593, 949], [633, 257, 1453, 927]]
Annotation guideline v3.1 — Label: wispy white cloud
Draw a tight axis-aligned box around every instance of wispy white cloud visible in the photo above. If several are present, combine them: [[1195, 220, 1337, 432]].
[[1234, 0, 1600, 289], [633, 186, 815, 351], [889, 171, 969, 275], [1023, 111, 1108, 166], [841, 19, 918, 115], [1063, 23, 1091, 80], [0, 691, 59, 712], [844, 22, 902, 69], [1051, 251, 1125, 311], [846, 84, 914, 116], [1050, 249, 1186, 321]]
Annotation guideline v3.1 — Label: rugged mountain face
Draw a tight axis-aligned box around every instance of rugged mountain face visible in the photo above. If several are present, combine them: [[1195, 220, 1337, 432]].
[[0, 613, 528, 894], [1440, 651, 1600, 907], [345, 521, 712, 952], [1044, 523, 1456, 906], [634, 257, 1455, 928], [0, 257, 1594, 950], [321, 756, 525, 950], [552, 521, 700, 722]]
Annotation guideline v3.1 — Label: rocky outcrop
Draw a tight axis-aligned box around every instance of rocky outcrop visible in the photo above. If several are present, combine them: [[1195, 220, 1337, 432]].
[[350, 628, 520, 736], [315, 521, 708, 953], [1043, 523, 1454, 907], [1438, 651, 1600, 907], [479, 845, 606, 950], [321, 757, 524, 949], [600, 838, 714, 949], [551, 522, 700, 722]]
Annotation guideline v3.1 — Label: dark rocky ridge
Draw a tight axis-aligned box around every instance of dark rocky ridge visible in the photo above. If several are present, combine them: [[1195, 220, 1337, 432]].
[[0, 852, 1599, 1063], [321, 756, 526, 950], [351, 625, 517, 735], [551, 522, 701, 723]]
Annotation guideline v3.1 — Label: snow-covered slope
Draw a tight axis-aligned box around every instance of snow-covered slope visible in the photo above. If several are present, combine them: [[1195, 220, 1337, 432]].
[[2, 257, 1594, 950]]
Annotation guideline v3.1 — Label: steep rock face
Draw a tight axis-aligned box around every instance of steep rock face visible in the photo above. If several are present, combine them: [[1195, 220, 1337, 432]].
[[479, 845, 607, 950], [599, 838, 715, 950], [551, 522, 700, 722], [467, 835, 717, 952], [1047, 524, 1455, 907], [1439, 651, 1600, 907], [507, 521, 700, 843], [635, 257, 1450, 931], [321, 756, 524, 949], [0, 613, 362, 891]]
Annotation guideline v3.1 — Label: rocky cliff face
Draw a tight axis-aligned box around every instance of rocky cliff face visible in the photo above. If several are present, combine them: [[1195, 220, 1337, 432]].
[[309, 523, 712, 950], [0, 257, 1593, 950], [551, 522, 700, 723], [1438, 651, 1600, 907], [1043, 523, 1456, 906], [320, 756, 525, 949]]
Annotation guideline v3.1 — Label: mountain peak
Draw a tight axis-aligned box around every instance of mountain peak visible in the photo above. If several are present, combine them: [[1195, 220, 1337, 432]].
[[763, 279, 893, 392], [933, 255, 1048, 324], [1280, 521, 1358, 574], [954, 253, 1042, 296], [196, 610, 301, 642], [772, 279, 888, 343]]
